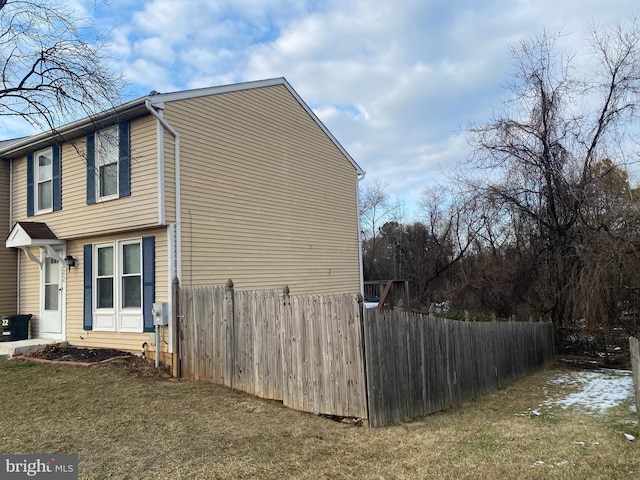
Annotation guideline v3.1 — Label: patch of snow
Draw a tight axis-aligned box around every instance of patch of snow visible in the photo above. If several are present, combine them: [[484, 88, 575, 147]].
[[543, 369, 634, 413]]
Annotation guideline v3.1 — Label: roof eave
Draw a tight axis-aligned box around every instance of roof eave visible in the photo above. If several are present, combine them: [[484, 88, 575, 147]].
[[0, 97, 149, 159], [147, 77, 366, 176]]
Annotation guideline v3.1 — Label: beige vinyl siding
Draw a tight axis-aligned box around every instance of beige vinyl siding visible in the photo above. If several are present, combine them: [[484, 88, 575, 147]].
[[0, 161, 17, 314], [17, 247, 40, 337], [65, 227, 170, 353], [165, 84, 360, 294], [11, 114, 160, 239]]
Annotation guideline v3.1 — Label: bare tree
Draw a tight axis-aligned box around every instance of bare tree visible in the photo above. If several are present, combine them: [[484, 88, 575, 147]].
[[466, 19, 640, 327], [359, 180, 404, 280], [0, 0, 125, 132]]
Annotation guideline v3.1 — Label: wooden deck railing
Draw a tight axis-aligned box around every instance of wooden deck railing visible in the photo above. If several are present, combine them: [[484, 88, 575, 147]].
[[363, 280, 409, 310]]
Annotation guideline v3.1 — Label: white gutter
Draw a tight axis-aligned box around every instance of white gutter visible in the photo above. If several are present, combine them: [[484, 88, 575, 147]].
[[357, 172, 366, 296], [144, 100, 182, 283]]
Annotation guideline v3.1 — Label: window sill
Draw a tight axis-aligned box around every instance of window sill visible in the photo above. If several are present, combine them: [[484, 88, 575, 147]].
[[96, 194, 119, 203]]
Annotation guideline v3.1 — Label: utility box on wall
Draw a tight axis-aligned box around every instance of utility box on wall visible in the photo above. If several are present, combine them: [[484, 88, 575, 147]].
[[152, 302, 169, 326]]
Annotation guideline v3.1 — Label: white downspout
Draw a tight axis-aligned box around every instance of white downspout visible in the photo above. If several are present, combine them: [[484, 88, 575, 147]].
[[145, 100, 181, 369], [10, 159, 19, 313], [156, 115, 166, 225], [9, 158, 13, 228], [144, 100, 182, 282], [357, 172, 366, 296]]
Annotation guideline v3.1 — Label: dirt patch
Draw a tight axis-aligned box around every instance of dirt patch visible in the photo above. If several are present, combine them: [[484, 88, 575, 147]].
[[555, 350, 631, 370], [26, 344, 171, 379], [98, 355, 173, 379], [30, 343, 131, 363]]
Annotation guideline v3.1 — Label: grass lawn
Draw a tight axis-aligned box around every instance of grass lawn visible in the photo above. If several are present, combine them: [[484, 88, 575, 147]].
[[0, 358, 638, 479]]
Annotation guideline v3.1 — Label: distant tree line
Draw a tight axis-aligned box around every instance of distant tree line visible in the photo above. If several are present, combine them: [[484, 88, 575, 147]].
[[361, 20, 640, 343]]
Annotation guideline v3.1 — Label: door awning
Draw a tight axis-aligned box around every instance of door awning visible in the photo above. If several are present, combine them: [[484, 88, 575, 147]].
[[6, 222, 65, 248], [6, 222, 66, 267]]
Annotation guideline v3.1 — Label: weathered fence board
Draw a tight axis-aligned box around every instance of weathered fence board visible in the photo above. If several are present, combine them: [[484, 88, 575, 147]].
[[281, 294, 368, 418], [180, 284, 554, 427], [363, 311, 555, 427], [179, 285, 367, 419]]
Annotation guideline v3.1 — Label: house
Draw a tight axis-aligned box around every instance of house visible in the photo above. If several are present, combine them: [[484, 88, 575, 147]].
[[0, 77, 365, 368]]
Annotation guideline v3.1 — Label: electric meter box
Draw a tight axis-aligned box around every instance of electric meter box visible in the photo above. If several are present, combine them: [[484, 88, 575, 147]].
[[151, 302, 169, 326]]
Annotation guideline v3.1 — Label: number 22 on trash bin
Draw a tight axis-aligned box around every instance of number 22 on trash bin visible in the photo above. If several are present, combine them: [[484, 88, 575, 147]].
[[1, 318, 8, 327]]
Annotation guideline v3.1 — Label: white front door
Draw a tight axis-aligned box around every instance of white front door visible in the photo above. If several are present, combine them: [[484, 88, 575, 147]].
[[40, 251, 64, 338]]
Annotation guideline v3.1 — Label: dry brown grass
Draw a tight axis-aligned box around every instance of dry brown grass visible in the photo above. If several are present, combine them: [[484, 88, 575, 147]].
[[0, 359, 638, 479]]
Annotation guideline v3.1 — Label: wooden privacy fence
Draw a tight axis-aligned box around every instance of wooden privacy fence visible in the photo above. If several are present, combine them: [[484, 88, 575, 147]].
[[363, 310, 555, 427], [178, 282, 368, 419], [178, 283, 554, 427]]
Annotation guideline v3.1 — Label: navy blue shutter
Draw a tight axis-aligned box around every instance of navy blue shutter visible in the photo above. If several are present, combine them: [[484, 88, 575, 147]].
[[86, 134, 96, 204], [26, 153, 34, 216], [83, 244, 93, 330], [118, 122, 131, 197], [142, 236, 155, 332], [52, 145, 62, 211]]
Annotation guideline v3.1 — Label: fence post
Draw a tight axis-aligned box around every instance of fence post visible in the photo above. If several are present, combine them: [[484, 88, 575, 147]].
[[630, 336, 640, 428], [172, 276, 180, 378], [281, 285, 291, 406], [357, 293, 370, 423], [225, 279, 235, 389]]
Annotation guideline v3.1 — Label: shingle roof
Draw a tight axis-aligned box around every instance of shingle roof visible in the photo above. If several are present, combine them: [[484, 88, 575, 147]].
[[15, 222, 59, 240]]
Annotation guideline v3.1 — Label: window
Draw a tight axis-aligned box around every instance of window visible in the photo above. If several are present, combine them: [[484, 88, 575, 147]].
[[83, 236, 154, 333], [86, 122, 130, 204], [96, 245, 114, 309], [96, 126, 119, 199], [27, 145, 61, 216], [92, 239, 143, 332], [35, 148, 53, 212], [121, 242, 141, 308]]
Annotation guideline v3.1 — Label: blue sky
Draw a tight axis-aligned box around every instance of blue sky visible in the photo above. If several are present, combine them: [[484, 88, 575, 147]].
[[6, 0, 640, 220]]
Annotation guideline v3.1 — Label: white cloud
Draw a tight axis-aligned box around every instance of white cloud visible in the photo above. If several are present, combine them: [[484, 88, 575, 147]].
[[133, 37, 176, 64], [123, 58, 176, 93], [5, 0, 640, 219]]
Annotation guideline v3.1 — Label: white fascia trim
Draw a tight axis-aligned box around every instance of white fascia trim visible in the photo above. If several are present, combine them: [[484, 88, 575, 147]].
[[282, 79, 365, 176], [0, 98, 147, 158], [146, 78, 286, 105], [146, 77, 366, 176]]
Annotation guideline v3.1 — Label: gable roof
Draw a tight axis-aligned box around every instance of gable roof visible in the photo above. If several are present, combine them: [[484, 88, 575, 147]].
[[6, 222, 64, 248], [0, 78, 364, 175]]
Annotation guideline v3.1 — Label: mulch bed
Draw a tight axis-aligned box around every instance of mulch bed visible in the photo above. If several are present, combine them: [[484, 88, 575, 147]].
[[29, 343, 131, 363], [20, 343, 172, 378]]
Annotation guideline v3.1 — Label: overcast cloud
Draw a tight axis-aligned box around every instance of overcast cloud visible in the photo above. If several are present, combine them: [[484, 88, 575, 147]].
[[3, 0, 639, 219]]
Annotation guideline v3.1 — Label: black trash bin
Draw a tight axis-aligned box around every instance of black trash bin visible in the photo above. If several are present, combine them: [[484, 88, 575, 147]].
[[0, 314, 32, 341]]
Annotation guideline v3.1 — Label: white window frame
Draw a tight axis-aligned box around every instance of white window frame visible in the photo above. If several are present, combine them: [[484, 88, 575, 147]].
[[34, 147, 53, 214], [93, 238, 142, 332], [95, 125, 119, 201]]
